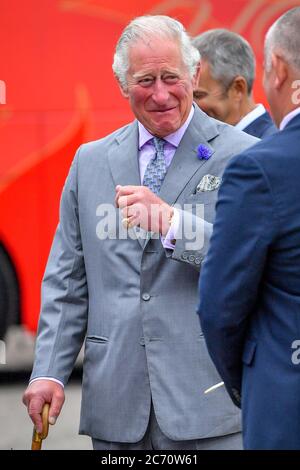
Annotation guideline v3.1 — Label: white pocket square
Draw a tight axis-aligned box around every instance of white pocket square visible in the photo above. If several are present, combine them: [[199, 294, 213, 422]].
[[196, 174, 222, 192]]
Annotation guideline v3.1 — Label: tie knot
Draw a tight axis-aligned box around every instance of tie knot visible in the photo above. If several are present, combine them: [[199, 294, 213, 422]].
[[152, 137, 165, 154]]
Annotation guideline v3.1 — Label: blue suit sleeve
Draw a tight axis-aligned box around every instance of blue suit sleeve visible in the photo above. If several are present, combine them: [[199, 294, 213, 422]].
[[197, 151, 279, 406]]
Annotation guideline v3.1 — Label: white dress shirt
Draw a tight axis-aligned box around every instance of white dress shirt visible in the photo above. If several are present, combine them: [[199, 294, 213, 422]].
[[280, 107, 300, 130], [235, 104, 266, 131]]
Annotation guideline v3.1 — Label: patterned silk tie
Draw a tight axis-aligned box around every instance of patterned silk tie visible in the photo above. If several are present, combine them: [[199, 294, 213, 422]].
[[143, 137, 167, 194]]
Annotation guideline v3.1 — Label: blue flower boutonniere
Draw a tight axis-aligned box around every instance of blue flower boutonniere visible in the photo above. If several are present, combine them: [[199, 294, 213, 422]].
[[197, 144, 213, 160]]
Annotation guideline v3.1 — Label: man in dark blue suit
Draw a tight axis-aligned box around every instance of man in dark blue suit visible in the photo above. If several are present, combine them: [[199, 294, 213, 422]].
[[193, 29, 277, 139], [197, 7, 300, 449]]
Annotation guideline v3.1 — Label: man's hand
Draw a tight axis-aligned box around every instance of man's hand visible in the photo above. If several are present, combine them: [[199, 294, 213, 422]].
[[115, 185, 174, 235], [22, 380, 65, 433]]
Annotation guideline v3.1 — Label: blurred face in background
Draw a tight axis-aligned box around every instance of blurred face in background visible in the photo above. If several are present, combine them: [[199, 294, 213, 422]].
[[120, 37, 198, 137], [193, 60, 240, 125]]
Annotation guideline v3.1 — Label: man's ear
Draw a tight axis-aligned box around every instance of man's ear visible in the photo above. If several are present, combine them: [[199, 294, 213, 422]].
[[229, 76, 248, 100], [192, 62, 201, 90], [272, 53, 288, 90], [116, 78, 129, 99]]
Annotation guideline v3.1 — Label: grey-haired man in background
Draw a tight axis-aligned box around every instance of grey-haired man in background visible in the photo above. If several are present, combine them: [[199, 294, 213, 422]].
[[193, 29, 276, 138]]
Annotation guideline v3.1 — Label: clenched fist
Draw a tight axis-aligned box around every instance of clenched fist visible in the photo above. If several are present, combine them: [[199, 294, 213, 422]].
[[115, 185, 174, 235]]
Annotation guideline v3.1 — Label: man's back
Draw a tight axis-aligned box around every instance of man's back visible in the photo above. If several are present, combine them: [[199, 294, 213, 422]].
[[198, 6, 300, 450], [198, 113, 300, 449], [241, 113, 300, 448]]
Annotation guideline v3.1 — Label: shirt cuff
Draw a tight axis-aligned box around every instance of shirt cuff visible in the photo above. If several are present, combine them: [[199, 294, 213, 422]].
[[30, 377, 64, 388], [161, 208, 180, 250]]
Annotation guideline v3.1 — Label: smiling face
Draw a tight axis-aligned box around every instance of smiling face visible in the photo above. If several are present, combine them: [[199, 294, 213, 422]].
[[120, 37, 197, 137]]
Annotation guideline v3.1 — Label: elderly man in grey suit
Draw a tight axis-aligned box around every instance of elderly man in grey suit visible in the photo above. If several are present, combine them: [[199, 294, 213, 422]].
[[23, 15, 257, 450]]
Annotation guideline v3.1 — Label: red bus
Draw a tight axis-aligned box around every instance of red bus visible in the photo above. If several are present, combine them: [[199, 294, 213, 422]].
[[0, 0, 293, 337]]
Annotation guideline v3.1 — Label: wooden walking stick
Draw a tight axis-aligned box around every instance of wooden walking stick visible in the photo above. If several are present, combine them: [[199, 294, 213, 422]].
[[31, 403, 50, 450]]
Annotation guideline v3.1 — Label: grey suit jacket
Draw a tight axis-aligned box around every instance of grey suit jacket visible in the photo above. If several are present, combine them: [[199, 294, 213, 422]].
[[31, 106, 258, 442]]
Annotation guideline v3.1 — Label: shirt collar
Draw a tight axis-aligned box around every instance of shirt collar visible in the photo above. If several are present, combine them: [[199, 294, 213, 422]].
[[138, 105, 194, 149], [235, 104, 266, 131], [279, 107, 300, 131]]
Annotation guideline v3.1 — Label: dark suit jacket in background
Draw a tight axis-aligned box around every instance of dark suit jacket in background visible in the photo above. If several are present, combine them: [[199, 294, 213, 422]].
[[197, 113, 300, 449], [243, 111, 277, 139]]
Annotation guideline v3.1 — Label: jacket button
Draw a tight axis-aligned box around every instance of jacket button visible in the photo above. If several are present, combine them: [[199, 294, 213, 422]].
[[182, 252, 188, 260], [188, 255, 195, 262], [195, 257, 202, 265], [142, 293, 151, 301]]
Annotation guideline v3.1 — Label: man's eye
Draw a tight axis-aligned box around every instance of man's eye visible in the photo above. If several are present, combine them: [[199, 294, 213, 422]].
[[139, 78, 153, 86], [193, 91, 207, 100], [164, 75, 178, 83]]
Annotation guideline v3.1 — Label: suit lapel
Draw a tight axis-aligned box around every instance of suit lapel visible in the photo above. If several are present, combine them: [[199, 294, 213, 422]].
[[159, 106, 219, 205], [108, 121, 141, 188], [107, 121, 147, 249], [140, 108, 219, 250]]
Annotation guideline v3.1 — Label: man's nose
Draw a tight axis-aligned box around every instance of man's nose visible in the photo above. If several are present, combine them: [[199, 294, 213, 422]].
[[152, 79, 169, 104]]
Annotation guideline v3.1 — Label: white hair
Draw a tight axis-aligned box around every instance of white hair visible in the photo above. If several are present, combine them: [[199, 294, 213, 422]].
[[265, 7, 300, 72], [112, 15, 200, 89]]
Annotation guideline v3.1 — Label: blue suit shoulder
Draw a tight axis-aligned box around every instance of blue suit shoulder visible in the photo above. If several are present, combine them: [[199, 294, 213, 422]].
[[243, 111, 277, 139], [230, 115, 299, 168], [224, 115, 300, 212]]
